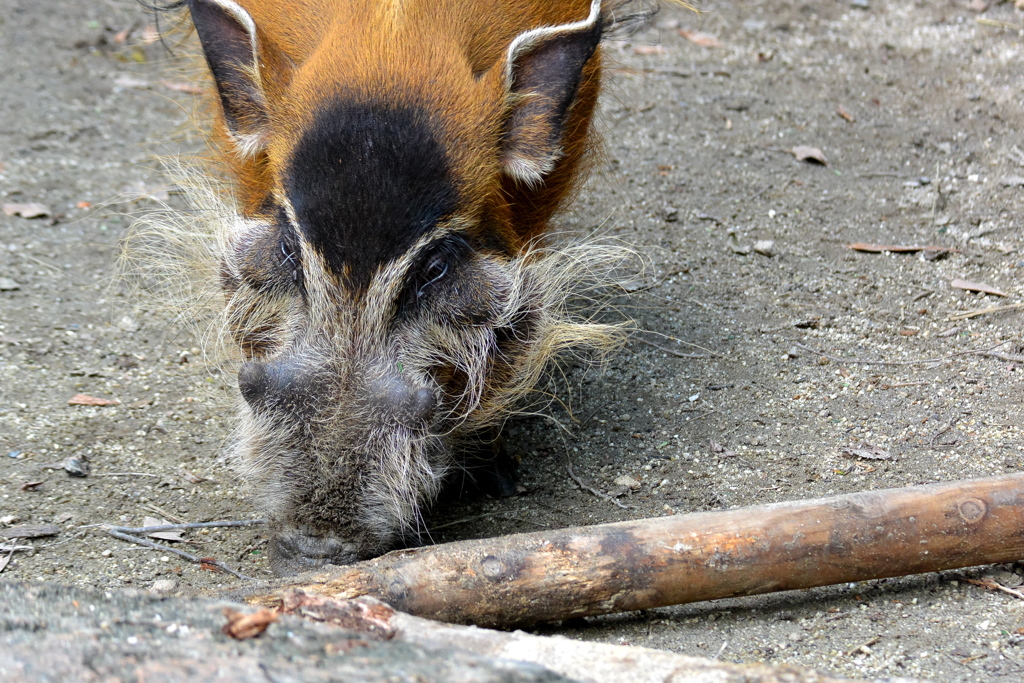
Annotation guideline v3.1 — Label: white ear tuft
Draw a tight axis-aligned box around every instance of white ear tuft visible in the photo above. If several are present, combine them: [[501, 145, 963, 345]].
[[189, 0, 269, 157], [501, 0, 603, 186]]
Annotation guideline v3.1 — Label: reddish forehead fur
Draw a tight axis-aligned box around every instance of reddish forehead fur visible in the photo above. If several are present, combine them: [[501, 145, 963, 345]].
[[217, 0, 602, 250]]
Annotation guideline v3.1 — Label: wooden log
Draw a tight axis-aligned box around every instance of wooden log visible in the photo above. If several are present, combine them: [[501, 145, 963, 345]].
[[239, 472, 1024, 628], [277, 592, 868, 683]]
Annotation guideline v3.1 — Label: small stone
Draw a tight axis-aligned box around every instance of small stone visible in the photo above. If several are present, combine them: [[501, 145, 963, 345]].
[[151, 579, 178, 593], [754, 240, 776, 257], [63, 456, 90, 477], [613, 475, 641, 489], [0, 278, 21, 291], [850, 0, 869, 8]]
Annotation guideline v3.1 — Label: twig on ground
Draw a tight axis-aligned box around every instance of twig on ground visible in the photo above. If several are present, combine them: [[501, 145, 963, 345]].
[[565, 459, 630, 510], [795, 341, 1017, 367], [846, 637, 881, 657], [966, 577, 1024, 601], [634, 336, 707, 359], [109, 520, 266, 534], [94, 472, 162, 478], [639, 330, 724, 357], [103, 520, 266, 581], [429, 512, 512, 532], [929, 413, 967, 448], [948, 302, 1024, 321]]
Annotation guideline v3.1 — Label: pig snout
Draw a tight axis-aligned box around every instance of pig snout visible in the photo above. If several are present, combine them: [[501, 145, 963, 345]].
[[236, 355, 442, 573], [239, 358, 436, 424], [268, 527, 361, 575]]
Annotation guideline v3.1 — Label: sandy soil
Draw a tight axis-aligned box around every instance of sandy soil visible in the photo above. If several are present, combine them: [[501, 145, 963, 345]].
[[2, 0, 1024, 680]]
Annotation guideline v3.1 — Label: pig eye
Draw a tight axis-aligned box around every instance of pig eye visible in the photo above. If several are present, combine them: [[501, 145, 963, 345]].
[[279, 239, 300, 282], [417, 253, 449, 299]]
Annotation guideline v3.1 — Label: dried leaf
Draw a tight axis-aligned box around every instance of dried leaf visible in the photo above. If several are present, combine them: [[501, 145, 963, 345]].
[[790, 146, 828, 165], [222, 608, 278, 639], [3, 203, 51, 219], [951, 279, 1007, 297], [200, 557, 225, 573], [113, 75, 150, 90], [632, 45, 668, 55], [841, 442, 891, 461], [178, 467, 207, 484], [20, 481, 44, 492], [68, 394, 120, 406], [847, 243, 954, 254], [143, 516, 185, 542], [835, 105, 855, 123], [160, 80, 204, 95], [678, 30, 723, 48], [3, 524, 59, 539]]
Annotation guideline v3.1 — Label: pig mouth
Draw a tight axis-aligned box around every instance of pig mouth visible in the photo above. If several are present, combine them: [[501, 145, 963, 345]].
[[267, 526, 363, 575]]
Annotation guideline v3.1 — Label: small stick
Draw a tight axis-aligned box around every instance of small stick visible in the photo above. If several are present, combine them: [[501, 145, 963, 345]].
[[795, 341, 1014, 367], [846, 637, 881, 657], [634, 336, 706, 359], [639, 330, 724, 357], [94, 472, 162, 478], [109, 520, 266, 535], [948, 303, 1024, 321], [966, 577, 1024, 601], [104, 520, 265, 580], [566, 459, 630, 510]]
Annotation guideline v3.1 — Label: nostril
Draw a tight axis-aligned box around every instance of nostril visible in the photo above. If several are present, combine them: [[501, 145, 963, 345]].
[[369, 375, 436, 424], [409, 387, 436, 422], [238, 361, 268, 408], [237, 357, 308, 414]]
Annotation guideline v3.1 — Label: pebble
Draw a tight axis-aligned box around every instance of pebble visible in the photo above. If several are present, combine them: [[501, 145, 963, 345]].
[[613, 475, 641, 489], [754, 240, 775, 257], [0, 277, 21, 291], [151, 579, 177, 593]]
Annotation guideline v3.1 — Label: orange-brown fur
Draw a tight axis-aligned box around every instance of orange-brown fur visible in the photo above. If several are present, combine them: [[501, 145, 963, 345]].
[[215, 0, 601, 247]]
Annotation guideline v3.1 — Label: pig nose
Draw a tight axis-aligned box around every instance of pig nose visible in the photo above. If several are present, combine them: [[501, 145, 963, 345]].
[[238, 357, 309, 413], [269, 528, 360, 575], [369, 374, 436, 423]]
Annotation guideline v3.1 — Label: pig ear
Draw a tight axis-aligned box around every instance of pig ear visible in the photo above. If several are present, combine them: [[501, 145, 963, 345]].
[[501, 0, 604, 186], [188, 0, 269, 155]]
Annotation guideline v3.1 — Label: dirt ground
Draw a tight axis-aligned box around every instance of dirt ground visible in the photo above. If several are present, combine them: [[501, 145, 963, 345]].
[[2, 0, 1024, 680]]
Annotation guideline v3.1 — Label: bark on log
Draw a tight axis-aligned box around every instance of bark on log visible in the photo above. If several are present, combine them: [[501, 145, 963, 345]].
[[238, 472, 1024, 628], [278, 592, 877, 683]]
